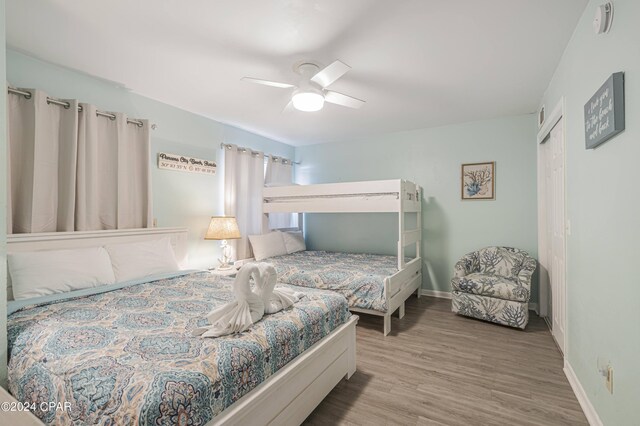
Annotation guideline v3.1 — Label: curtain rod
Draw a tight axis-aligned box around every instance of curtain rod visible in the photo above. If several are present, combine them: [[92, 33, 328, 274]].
[[8, 87, 157, 129], [220, 143, 300, 165]]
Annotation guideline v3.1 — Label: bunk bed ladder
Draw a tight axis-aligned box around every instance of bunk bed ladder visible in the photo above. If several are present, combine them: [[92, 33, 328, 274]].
[[395, 180, 407, 327], [398, 179, 406, 271]]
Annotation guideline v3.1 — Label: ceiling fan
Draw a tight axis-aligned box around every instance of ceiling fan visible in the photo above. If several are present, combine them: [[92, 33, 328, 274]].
[[242, 60, 365, 112]]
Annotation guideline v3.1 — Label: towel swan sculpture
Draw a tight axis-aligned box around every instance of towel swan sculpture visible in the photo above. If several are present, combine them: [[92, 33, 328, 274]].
[[255, 262, 303, 314], [193, 263, 302, 338]]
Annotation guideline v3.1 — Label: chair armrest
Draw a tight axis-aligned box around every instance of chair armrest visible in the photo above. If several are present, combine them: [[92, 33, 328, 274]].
[[454, 252, 480, 278], [516, 256, 538, 288]]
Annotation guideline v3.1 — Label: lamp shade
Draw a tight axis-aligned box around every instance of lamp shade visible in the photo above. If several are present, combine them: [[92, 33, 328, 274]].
[[205, 216, 241, 240]]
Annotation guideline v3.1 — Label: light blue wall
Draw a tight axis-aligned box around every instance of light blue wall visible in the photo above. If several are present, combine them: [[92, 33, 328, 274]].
[[6, 50, 294, 269], [295, 114, 538, 301], [540, 0, 639, 424], [0, 0, 7, 388]]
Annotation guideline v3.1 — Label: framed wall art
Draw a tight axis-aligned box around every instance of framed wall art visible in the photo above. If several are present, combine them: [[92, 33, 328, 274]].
[[461, 162, 495, 200]]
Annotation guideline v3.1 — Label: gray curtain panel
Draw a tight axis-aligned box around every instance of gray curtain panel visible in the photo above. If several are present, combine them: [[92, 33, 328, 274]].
[[7, 89, 152, 234], [75, 104, 152, 230]]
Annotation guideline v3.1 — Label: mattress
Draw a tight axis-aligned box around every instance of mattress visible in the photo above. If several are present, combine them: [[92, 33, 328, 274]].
[[7, 271, 350, 425], [266, 250, 402, 312]]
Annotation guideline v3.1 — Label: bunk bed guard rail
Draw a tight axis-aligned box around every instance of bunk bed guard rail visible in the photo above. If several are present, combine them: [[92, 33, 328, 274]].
[[263, 179, 421, 214]]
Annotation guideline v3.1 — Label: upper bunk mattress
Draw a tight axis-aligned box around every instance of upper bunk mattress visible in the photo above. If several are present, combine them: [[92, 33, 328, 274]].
[[265, 250, 401, 312], [7, 271, 350, 425]]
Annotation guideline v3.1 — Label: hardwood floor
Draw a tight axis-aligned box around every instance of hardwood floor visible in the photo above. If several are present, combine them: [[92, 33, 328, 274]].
[[304, 296, 587, 426]]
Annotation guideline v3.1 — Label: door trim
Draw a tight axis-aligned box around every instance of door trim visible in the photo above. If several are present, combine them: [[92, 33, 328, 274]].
[[537, 97, 568, 356]]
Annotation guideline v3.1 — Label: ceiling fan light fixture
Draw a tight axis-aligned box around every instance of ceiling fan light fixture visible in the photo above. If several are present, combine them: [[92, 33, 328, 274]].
[[292, 91, 324, 112]]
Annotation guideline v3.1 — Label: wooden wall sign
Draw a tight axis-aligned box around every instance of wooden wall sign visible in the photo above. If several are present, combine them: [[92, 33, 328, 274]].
[[158, 152, 217, 175], [584, 72, 625, 149]]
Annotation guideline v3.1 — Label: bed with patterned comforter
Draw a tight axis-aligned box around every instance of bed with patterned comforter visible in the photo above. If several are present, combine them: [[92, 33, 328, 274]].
[[7, 271, 350, 425], [265, 250, 404, 312]]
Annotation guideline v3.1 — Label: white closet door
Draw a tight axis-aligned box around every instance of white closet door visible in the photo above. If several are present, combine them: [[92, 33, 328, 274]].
[[549, 119, 566, 353]]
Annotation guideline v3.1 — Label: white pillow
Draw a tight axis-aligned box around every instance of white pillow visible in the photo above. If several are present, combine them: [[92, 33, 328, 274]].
[[105, 237, 180, 282], [8, 247, 116, 300], [248, 232, 288, 261], [282, 231, 306, 254]]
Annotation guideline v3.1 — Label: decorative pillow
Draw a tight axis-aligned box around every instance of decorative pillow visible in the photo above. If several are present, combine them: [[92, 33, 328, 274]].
[[248, 232, 288, 261], [8, 247, 116, 300], [105, 237, 180, 282], [282, 231, 306, 254]]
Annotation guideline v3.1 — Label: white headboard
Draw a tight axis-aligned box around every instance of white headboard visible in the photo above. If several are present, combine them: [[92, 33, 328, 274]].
[[6, 227, 189, 301]]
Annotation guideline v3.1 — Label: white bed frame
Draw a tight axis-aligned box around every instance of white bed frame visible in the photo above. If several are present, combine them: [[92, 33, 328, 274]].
[[264, 179, 423, 335], [5, 228, 358, 425]]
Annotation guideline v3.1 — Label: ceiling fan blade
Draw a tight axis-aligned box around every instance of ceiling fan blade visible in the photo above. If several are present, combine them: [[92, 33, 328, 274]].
[[241, 77, 296, 89], [310, 60, 351, 88], [324, 91, 365, 109], [282, 100, 294, 113]]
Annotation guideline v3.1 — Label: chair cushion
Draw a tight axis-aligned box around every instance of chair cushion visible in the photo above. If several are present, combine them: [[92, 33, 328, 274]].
[[451, 273, 530, 302]]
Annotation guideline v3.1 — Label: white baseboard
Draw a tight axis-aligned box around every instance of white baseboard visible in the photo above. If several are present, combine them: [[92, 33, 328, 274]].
[[544, 315, 552, 330], [418, 289, 452, 299], [529, 302, 538, 313], [564, 360, 603, 426]]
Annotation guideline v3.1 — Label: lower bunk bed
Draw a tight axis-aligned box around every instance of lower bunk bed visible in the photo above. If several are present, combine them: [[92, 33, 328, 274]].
[[6, 229, 357, 426], [263, 250, 422, 336]]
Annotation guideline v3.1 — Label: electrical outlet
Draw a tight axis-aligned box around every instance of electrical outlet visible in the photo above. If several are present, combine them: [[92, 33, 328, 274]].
[[153, 218, 158, 228], [606, 366, 614, 394]]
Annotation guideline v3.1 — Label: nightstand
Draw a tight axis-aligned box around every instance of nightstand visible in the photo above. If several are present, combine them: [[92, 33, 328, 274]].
[[209, 268, 237, 278]]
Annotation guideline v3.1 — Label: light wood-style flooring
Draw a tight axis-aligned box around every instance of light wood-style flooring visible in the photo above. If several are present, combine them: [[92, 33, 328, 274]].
[[304, 297, 587, 426]]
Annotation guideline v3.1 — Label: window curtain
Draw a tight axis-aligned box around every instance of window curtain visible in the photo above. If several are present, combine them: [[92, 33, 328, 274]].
[[7, 89, 152, 234], [264, 155, 296, 229], [224, 144, 264, 260], [76, 104, 152, 230]]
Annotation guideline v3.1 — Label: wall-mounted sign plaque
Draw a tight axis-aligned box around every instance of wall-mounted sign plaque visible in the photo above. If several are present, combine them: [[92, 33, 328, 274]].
[[158, 152, 217, 175], [584, 72, 625, 149]]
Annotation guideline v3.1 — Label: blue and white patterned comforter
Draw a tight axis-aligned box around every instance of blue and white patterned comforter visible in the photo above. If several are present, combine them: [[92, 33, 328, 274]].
[[265, 251, 402, 312], [7, 271, 350, 425]]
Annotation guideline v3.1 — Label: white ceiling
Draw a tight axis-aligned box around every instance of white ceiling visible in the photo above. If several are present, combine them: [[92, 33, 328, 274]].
[[7, 0, 588, 146]]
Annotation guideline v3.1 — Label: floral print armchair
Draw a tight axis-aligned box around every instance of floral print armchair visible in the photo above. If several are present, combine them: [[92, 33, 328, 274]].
[[451, 247, 536, 329]]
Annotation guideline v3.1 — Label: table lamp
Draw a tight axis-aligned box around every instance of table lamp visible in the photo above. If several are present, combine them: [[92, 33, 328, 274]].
[[205, 216, 241, 270]]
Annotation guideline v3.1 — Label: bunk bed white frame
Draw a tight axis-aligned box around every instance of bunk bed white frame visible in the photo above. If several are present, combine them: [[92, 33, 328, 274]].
[[263, 179, 423, 335]]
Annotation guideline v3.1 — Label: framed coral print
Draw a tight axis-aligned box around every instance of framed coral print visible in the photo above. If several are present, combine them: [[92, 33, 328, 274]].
[[461, 162, 495, 200]]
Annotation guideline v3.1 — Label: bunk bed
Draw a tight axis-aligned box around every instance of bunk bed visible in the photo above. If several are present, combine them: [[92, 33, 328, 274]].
[[263, 179, 423, 335]]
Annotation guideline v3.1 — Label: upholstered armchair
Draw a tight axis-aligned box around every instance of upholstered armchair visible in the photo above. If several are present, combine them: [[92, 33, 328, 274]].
[[451, 247, 536, 329]]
